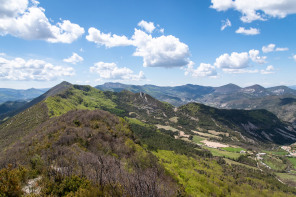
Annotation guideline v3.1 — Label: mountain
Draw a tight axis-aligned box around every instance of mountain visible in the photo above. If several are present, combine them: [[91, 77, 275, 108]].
[[0, 100, 28, 121], [214, 83, 242, 93], [2, 82, 296, 196], [0, 81, 72, 123], [3, 81, 293, 148], [96, 82, 215, 106], [96, 83, 296, 125], [0, 88, 48, 104]]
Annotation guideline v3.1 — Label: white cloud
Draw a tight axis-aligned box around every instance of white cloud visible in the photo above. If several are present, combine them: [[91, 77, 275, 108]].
[[0, 0, 84, 43], [275, 47, 289, 52], [184, 61, 217, 77], [262, 44, 276, 53], [223, 68, 259, 74], [235, 27, 260, 35], [221, 19, 231, 31], [86, 23, 191, 68], [261, 65, 275, 74], [0, 0, 28, 18], [214, 50, 267, 74], [211, 0, 296, 23], [0, 56, 74, 81], [249, 49, 267, 64], [293, 55, 296, 61], [138, 20, 156, 33], [63, 53, 83, 64], [86, 27, 132, 48], [214, 52, 250, 69], [132, 29, 190, 67], [90, 61, 145, 81], [262, 44, 289, 53], [210, 0, 233, 11]]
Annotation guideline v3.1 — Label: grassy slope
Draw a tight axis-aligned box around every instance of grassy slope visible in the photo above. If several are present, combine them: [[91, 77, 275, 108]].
[[45, 85, 124, 117], [204, 147, 241, 159]]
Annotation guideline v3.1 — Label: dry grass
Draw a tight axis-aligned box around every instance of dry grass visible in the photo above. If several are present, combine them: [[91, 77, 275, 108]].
[[201, 140, 228, 148], [156, 124, 179, 132], [192, 131, 221, 139]]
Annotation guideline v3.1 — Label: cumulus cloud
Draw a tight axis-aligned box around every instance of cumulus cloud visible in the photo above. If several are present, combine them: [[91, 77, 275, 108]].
[[262, 44, 276, 53], [138, 20, 156, 33], [0, 0, 84, 43], [184, 61, 217, 77], [132, 29, 190, 67], [261, 65, 275, 74], [63, 53, 84, 64], [221, 19, 231, 31], [262, 44, 289, 53], [293, 55, 296, 62], [86, 22, 191, 68], [214, 50, 267, 74], [235, 27, 260, 35], [249, 49, 267, 64], [90, 61, 145, 81], [86, 27, 132, 47], [211, 0, 296, 23], [0, 56, 74, 81], [214, 52, 250, 69]]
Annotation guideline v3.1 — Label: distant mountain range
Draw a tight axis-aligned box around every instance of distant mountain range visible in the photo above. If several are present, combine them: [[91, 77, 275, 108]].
[[96, 83, 296, 125], [0, 88, 48, 104]]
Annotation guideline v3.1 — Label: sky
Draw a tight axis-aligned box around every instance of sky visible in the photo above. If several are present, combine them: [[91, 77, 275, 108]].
[[0, 0, 296, 89]]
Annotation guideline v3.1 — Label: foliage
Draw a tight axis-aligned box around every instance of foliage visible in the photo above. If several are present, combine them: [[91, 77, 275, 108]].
[[125, 117, 211, 157], [0, 165, 28, 197], [0, 110, 181, 196], [154, 150, 296, 197], [236, 155, 257, 167], [43, 175, 90, 196]]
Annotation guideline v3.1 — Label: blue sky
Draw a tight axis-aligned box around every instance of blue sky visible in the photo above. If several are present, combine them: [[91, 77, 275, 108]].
[[0, 0, 296, 89]]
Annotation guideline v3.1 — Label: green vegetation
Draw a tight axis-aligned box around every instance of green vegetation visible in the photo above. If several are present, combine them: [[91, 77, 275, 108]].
[[192, 135, 205, 145], [224, 158, 257, 170], [263, 149, 288, 156], [0, 110, 181, 196], [205, 147, 242, 159], [125, 117, 211, 157], [0, 165, 28, 197], [263, 155, 287, 171], [45, 85, 124, 117], [288, 157, 296, 169], [276, 173, 296, 187], [154, 150, 295, 197], [222, 147, 246, 153]]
